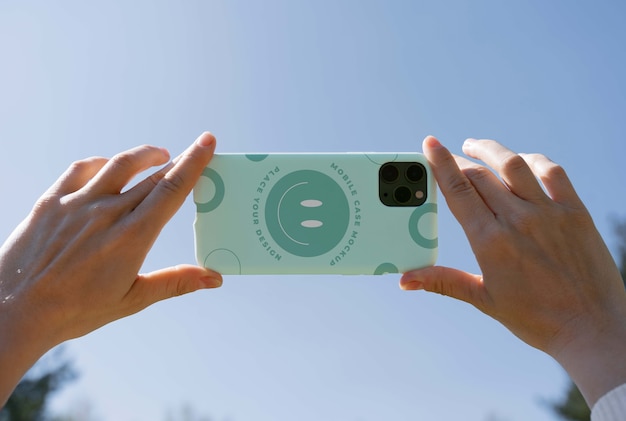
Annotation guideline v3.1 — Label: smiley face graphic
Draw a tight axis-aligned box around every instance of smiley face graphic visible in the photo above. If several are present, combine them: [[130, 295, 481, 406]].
[[265, 170, 350, 257]]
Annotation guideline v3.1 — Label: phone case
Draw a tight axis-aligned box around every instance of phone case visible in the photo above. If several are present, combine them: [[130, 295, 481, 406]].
[[193, 153, 437, 275]]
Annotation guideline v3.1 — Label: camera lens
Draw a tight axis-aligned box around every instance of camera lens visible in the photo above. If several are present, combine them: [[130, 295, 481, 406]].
[[393, 186, 412, 204], [406, 164, 424, 183], [380, 164, 399, 183]]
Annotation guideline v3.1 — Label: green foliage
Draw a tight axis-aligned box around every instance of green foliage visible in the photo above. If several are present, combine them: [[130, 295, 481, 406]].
[[551, 381, 591, 421], [0, 348, 76, 421], [614, 219, 626, 284], [164, 404, 212, 421]]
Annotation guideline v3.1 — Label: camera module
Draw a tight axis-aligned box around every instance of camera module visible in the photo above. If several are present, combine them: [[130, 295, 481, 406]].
[[379, 161, 427, 207]]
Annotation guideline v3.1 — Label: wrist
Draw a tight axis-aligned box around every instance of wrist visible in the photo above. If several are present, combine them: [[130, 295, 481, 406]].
[[552, 313, 626, 408], [0, 296, 58, 406]]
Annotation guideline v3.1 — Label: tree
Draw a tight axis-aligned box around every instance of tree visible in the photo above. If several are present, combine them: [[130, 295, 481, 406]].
[[0, 347, 76, 421], [614, 219, 626, 283], [550, 218, 626, 421], [164, 403, 212, 421], [551, 383, 591, 421]]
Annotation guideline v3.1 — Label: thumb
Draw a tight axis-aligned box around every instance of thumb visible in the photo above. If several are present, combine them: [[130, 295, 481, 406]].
[[400, 266, 489, 311], [125, 264, 223, 313]]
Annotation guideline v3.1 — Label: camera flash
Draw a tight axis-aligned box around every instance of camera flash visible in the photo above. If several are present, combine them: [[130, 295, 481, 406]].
[[415, 190, 424, 199]]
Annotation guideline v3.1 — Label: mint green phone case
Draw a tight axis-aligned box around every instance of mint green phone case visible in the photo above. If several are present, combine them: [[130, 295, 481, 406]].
[[193, 153, 437, 275]]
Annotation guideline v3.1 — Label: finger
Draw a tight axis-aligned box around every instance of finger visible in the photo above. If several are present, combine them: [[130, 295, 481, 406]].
[[46, 157, 109, 196], [132, 132, 216, 229], [120, 161, 175, 209], [463, 139, 547, 202], [454, 154, 521, 216], [85, 145, 170, 195], [422, 136, 494, 234], [400, 266, 491, 313], [520, 153, 584, 207], [123, 264, 223, 314], [121, 141, 201, 206]]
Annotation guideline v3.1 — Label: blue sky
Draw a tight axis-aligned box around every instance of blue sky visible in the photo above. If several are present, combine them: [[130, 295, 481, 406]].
[[1, 1, 625, 420]]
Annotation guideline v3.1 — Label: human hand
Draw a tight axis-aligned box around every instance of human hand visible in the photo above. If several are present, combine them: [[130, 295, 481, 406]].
[[401, 136, 626, 406], [0, 132, 222, 405]]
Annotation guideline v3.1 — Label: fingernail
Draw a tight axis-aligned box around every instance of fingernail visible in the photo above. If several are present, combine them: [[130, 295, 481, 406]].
[[159, 147, 170, 158], [400, 276, 424, 291], [404, 281, 424, 291], [200, 276, 223, 289], [463, 138, 476, 147], [462, 139, 478, 155], [196, 132, 216, 148], [424, 136, 443, 149]]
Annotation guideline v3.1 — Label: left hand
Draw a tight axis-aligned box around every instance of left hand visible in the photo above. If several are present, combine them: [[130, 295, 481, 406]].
[[0, 132, 223, 405]]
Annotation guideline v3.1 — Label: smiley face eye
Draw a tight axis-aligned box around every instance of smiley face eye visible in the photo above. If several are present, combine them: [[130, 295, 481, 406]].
[[300, 199, 323, 207]]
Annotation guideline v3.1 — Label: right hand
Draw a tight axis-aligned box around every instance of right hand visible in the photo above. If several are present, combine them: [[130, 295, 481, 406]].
[[401, 136, 626, 407]]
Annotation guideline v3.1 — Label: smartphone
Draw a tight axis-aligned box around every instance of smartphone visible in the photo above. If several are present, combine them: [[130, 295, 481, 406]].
[[193, 152, 437, 275]]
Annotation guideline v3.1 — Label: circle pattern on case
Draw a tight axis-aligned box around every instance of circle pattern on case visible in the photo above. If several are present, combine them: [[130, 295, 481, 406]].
[[374, 263, 399, 275], [408, 203, 438, 249], [195, 168, 225, 213]]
